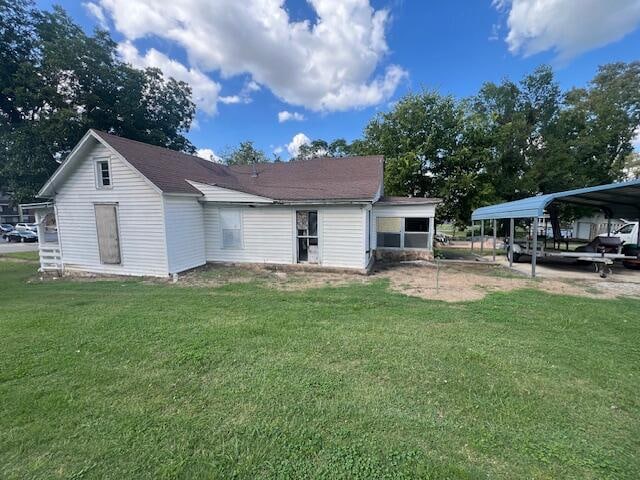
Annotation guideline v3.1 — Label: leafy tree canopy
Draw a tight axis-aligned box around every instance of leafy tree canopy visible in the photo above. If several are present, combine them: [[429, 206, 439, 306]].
[[302, 63, 640, 226], [220, 141, 269, 166], [0, 0, 195, 202]]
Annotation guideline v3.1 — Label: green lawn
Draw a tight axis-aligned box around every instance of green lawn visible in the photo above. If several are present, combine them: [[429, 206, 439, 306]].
[[1, 260, 639, 479], [0, 250, 39, 261]]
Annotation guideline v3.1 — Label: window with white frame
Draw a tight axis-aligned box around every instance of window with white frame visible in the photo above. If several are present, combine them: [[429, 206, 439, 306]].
[[96, 159, 111, 188], [220, 208, 242, 249], [404, 218, 429, 248], [376, 216, 429, 249]]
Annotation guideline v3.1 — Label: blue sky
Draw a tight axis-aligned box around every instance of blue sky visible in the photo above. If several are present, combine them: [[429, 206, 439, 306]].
[[37, 0, 640, 159]]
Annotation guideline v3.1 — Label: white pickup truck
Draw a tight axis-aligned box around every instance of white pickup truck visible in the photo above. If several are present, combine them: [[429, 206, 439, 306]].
[[598, 222, 639, 246]]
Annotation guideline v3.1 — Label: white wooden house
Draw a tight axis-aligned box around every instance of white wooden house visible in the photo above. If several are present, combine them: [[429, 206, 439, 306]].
[[31, 130, 439, 277]]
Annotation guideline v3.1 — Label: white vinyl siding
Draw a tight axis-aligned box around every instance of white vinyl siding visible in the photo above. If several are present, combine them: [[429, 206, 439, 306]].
[[203, 204, 368, 270], [55, 140, 169, 276], [204, 205, 293, 264], [163, 196, 206, 274], [320, 206, 366, 269]]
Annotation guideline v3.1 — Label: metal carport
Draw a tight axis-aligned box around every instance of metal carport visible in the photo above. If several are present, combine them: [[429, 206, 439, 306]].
[[471, 179, 640, 277]]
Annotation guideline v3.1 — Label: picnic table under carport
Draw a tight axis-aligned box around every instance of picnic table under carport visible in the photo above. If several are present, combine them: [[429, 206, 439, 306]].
[[470, 179, 640, 277]]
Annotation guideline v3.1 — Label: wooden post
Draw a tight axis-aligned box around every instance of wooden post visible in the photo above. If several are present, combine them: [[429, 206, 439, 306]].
[[492, 218, 497, 261], [480, 220, 485, 254], [532, 217, 538, 278], [509, 218, 514, 267]]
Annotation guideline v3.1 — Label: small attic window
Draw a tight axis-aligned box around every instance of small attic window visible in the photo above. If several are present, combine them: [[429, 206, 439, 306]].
[[95, 159, 111, 188]]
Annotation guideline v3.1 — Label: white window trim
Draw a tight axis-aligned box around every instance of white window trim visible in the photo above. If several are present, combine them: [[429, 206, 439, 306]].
[[376, 216, 430, 250], [219, 207, 244, 250], [94, 157, 113, 190]]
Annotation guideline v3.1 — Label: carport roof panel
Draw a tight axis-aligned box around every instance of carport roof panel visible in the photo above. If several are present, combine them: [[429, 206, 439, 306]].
[[471, 179, 640, 220]]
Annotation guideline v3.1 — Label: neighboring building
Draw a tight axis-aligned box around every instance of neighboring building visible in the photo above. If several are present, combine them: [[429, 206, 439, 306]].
[[0, 192, 21, 224], [32, 129, 440, 276]]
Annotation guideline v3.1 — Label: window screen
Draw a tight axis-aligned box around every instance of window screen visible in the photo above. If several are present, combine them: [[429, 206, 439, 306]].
[[404, 218, 429, 249], [220, 209, 242, 248], [377, 217, 401, 248]]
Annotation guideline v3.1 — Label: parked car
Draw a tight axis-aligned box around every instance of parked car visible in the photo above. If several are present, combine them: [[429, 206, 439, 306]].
[[5, 229, 38, 243], [15, 222, 38, 232], [0, 223, 14, 234]]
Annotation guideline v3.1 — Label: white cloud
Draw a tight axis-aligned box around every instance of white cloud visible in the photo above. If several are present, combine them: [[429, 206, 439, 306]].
[[83, 2, 108, 29], [273, 146, 284, 155], [196, 148, 221, 163], [278, 111, 305, 123], [287, 133, 311, 158], [218, 80, 261, 105], [98, 0, 407, 111], [219, 95, 243, 105], [633, 127, 640, 150], [493, 0, 640, 60], [117, 41, 221, 115]]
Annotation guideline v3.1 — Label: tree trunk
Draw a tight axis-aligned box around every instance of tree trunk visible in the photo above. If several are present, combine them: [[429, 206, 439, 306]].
[[548, 205, 562, 249]]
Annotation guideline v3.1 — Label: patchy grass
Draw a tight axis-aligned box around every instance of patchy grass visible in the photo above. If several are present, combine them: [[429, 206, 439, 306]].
[[434, 247, 480, 260], [0, 250, 39, 261], [1, 260, 639, 479]]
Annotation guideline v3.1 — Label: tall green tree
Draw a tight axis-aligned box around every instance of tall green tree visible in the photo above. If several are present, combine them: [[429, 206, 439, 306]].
[[355, 91, 481, 224], [0, 1, 195, 202], [220, 141, 268, 166], [295, 138, 353, 159]]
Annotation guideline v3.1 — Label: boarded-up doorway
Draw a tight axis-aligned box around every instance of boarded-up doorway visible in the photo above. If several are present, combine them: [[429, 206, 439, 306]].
[[94, 204, 121, 264], [296, 210, 318, 263]]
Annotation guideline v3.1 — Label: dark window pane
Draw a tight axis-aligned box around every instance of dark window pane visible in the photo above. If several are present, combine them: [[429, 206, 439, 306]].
[[404, 232, 428, 248], [308, 211, 318, 236], [99, 162, 110, 186], [405, 218, 428, 232], [309, 237, 318, 246], [298, 238, 308, 261], [377, 232, 401, 248]]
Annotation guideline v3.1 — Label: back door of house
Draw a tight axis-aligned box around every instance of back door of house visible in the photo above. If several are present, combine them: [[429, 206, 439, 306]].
[[296, 210, 318, 263]]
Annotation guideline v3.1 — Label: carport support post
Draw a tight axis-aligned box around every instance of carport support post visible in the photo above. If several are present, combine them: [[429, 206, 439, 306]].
[[480, 220, 485, 254], [492, 219, 497, 261], [509, 218, 514, 267], [531, 217, 538, 278], [471, 221, 475, 251]]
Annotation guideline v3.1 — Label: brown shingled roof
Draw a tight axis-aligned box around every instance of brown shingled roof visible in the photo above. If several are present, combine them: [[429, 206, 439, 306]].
[[93, 130, 383, 201]]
